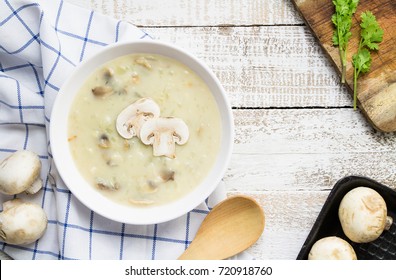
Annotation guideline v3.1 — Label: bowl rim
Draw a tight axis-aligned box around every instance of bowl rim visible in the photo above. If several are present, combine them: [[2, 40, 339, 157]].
[[49, 39, 234, 225]]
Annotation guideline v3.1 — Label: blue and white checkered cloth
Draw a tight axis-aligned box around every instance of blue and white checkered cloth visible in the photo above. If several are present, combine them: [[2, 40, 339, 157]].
[[0, 0, 250, 260]]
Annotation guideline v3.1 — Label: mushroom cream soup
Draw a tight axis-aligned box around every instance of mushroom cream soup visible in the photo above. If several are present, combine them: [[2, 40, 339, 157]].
[[68, 53, 221, 206]]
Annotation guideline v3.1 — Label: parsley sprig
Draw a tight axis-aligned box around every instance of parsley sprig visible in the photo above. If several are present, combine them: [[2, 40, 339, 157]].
[[332, 0, 359, 84], [352, 11, 384, 110]]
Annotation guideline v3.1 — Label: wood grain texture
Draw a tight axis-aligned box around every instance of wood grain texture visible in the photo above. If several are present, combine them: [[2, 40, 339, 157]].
[[229, 191, 329, 259], [291, 0, 396, 132], [229, 109, 396, 192], [178, 196, 265, 260], [146, 26, 352, 108], [66, 0, 303, 26]]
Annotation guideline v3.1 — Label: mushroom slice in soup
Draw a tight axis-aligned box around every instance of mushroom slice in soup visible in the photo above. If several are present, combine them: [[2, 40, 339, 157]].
[[160, 170, 175, 182], [116, 98, 160, 139], [140, 117, 189, 158], [98, 134, 111, 149], [146, 180, 159, 193], [135, 57, 152, 70], [96, 177, 119, 191], [129, 198, 154, 206], [102, 67, 114, 83], [131, 72, 140, 84], [92, 85, 113, 98]]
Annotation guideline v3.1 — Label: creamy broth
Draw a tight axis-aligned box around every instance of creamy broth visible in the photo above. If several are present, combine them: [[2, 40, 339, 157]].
[[68, 54, 221, 206]]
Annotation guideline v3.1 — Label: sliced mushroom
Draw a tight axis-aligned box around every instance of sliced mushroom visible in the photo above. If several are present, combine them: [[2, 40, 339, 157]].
[[135, 57, 152, 70], [102, 67, 114, 83], [141, 180, 159, 194], [98, 134, 111, 149], [0, 199, 48, 245], [140, 117, 189, 158], [92, 85, 113, 98], [0, 150, 42, 195], [131, 72, 140, 84], [129, 198, 154, 206], [96, 177, 119, 191], [148, 180, 158, 190], [116, 98, 160, 139], [160, 170, 175, 182]]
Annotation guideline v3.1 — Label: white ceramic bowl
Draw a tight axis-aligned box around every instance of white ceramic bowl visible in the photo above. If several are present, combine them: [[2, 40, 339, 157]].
[[50, 40, 234, 225]]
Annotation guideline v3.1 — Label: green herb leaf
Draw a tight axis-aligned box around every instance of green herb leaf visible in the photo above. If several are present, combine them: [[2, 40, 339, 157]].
[[332, 0, 360, 83], [352, 48, 371, 74], [352, 11, 383, 110], [360, 11, 384, 50]]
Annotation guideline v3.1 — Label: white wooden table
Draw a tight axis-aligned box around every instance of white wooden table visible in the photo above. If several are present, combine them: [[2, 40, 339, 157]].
[[65, 0, 396, 260]]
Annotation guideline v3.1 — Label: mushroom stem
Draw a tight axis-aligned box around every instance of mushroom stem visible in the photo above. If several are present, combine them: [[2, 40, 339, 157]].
[[153, 131, 176, 158], [25, 177, 43, 195], [140, 117, 189, 159], [385, 216, 393, 231]]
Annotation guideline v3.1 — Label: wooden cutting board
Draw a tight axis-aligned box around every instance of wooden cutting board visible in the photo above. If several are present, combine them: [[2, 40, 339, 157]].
[[291, 0, 396, 132]]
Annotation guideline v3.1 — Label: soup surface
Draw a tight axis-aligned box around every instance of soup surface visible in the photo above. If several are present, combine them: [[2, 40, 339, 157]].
[[68, 53, 221, 206]]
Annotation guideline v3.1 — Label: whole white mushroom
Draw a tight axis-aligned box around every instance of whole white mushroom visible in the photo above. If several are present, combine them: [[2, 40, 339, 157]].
[[0, 150, 42, 195], [0, 199, 48, 245], [338, 186, 393, 243], [308, 236, 357, 260]]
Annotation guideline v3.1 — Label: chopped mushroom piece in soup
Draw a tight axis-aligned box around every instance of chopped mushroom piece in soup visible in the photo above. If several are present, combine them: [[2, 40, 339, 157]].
[[68, 53, 221, 206]]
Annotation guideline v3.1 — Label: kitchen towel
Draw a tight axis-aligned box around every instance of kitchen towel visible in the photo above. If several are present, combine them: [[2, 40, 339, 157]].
[[0, 0, 249, 260]]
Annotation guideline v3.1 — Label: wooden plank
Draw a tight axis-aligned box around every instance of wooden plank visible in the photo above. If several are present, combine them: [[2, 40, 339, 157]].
[[227, 109, 396, 192], [146, 26, 352, 108], [230, 191, 329, 259], [65, 0, 303, 26], [291, 0, 396, 132]]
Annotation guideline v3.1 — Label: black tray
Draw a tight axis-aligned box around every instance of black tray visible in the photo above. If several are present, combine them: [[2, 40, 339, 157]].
[[297, 176, 396, 260]]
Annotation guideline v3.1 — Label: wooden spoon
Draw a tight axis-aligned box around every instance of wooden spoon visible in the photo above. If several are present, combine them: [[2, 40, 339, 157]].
[[178, 195, 265, 260]]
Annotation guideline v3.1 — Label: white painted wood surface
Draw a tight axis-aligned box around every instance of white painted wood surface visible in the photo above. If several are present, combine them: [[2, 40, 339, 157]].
[[63, 0, 396, 260], [65, 0, 303, 26]]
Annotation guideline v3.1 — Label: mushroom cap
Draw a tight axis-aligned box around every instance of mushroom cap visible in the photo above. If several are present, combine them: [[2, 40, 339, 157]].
[[308, 236, 357, 260], [0, 199, 48, 245], [116, 98, 160, 139], [0, 150, 42, 195], [140, 117, 190, 145], [338, 186, 388, 243]]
